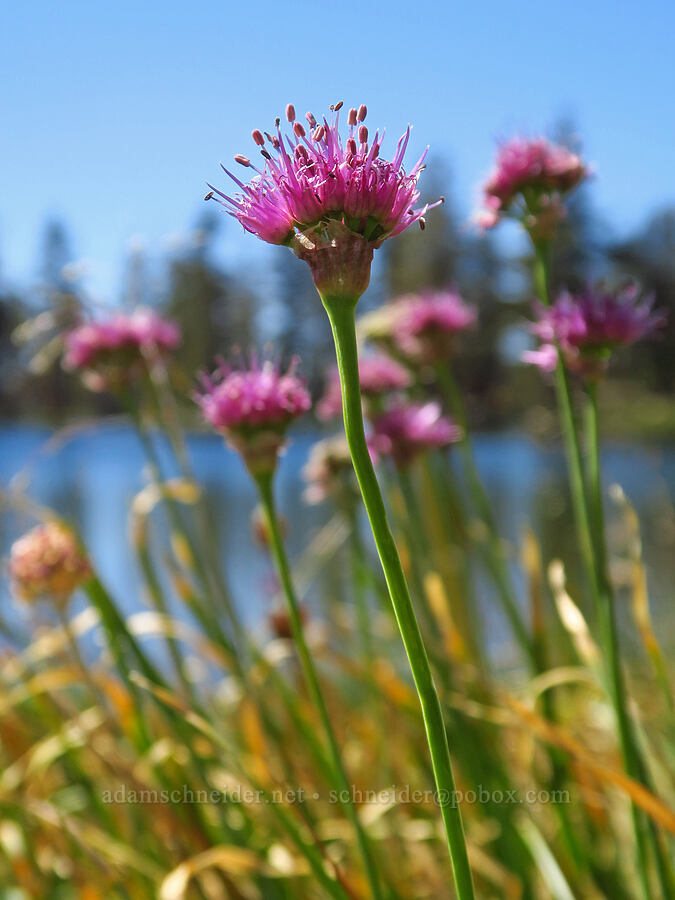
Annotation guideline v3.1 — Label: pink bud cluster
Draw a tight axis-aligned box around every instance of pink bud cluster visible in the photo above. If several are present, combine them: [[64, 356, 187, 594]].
[[63, 308, 180, 391], [523, 284, 666, 378], [371, 402, 461, 467], [477, 137, 587, 237], [358, 289, 477, 363], [10, 522, 92, 606], [196, 356, 311, 474]]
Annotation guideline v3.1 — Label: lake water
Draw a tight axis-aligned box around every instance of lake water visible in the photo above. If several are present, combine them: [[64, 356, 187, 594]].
[[1, 423, 673, 654]]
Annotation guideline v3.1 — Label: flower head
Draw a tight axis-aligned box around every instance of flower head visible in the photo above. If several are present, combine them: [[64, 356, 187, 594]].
[[358, 290, 476, 363], [477, 137, 587, 237], [317, 354, 412, 421], [64, 308, 180, 391], [208, 102, 441, 299], [524, 283, 665, 378], [372, 402, 461, 467], [302, 434, 355, 504], [393, 290, 477, 361], [10, 522, 92, 607], [196, 356, 311, 474]]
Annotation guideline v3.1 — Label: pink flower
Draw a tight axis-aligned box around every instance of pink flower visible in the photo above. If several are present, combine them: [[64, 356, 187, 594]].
[[64, 308, 180, 390], [524, 284, 665, 378], [196, 356, 311, 473], [10, 522, 92, 606], [477, 137, 587, 235], [372, 402, 461, 467], [358, 291, 476, 363], [208, 103, 442, 299], [393, 290, 477, 360], [317, 354, 412, 421], [521, 343, 559, 373]]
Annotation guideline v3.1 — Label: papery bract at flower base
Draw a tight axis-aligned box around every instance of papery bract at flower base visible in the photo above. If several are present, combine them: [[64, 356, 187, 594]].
[[10, 522, 92, 607], [317, 354, 412, 421], [63, 308, 181, 392], [372, 401, 461, 467], [208, 102, 441, 301], [195, 357, 311, 475], [476, 137, 588, 238], [523, 283, 666, 379]]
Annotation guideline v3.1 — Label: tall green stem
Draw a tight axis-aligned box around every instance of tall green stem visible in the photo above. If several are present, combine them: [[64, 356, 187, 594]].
[[322, 295, 476, 900], [255, 471, 384, 900]]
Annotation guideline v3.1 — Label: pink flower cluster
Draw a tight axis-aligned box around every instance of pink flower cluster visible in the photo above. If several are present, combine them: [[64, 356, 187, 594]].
[[10, 522, 92, 606], [64, 308, 180, 390], [478, 137, 587, 233], [196, 357, 311, 473], [359, 290, 477, 363], [523, 284, 665, 378], [209, 102, 440, 248], [317, 354, 411, 421], [371, 402, 461, 467]]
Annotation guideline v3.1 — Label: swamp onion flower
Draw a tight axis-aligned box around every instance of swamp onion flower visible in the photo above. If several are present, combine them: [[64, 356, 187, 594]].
[[361, 290, 477, 363], [195, 356, 311, 474], [63, 308, 180, 391], [10, 522, 91, 607], [372, 401, 461, 467], [207, 102, 441, 301], [477, 137, 587, 238], [523, 283, 666, 379]]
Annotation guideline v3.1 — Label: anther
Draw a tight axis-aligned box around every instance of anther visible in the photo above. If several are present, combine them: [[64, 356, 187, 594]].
[[358, 104, 367, 122], [293, 122, 306, 138], [285, 104, 296, 122], [305, 112, 316, 128], [313, 125, 325, 141], [347, 138, 357, 155], [261, 149, 272, 160], [419, 217, 426, 230], [358, 125, 368, 143], [234, 154, 251, 167], [204, 191, 214, 201], [348, 108, 357, 126], [251, 129, 265, 146], [333, 100, 344, 111]]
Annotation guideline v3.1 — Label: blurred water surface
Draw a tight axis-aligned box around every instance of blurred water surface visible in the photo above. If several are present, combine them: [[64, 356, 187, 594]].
[[1, 423, 673, 655]]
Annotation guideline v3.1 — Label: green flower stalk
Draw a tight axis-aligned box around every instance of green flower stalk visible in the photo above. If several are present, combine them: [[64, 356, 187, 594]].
[[323, 298, 475, 898], [207, 100, 475, 898]]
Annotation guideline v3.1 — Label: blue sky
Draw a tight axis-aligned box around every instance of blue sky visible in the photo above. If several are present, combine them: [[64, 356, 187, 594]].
[[2, 0, 674, 301]]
